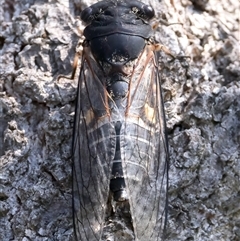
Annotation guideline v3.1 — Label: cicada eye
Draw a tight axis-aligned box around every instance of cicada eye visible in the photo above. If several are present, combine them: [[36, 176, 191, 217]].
[[143, 5, 155, 20], [80, 7, 93, 24], [132, 4, 155, 21]]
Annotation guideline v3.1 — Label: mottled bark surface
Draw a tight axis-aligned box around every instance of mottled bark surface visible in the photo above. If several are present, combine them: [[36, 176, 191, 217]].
[[0, 0, 239, 240]]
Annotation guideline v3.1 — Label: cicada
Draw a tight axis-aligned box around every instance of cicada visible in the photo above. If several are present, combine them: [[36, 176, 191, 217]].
[[72, 0, 169, 240]]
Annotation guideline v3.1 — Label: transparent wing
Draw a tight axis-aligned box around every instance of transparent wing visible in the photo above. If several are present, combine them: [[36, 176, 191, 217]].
[[72, 47, 116, 241], [120, 45, 169, 241]]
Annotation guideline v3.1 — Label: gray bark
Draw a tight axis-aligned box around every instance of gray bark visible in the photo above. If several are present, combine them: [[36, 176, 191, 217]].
[[0, 0, 239, 240]]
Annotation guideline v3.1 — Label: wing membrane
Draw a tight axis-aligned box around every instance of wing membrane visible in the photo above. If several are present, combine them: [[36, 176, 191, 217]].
[[121, 45, 168, 241], [73, 44, 169, 241], [72, 47, 116, 241]]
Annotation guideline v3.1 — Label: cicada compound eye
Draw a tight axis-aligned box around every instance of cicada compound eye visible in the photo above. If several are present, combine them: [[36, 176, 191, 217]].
[[143, 5, 155, 20], [80, 7, 93, 24]]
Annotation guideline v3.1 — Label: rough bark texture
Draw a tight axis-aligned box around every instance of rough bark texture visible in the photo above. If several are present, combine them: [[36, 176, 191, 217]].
[[0, 0, 239, 240]]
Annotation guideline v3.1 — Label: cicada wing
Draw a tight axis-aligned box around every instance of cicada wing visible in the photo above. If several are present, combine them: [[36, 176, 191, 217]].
[[121, 45, 169, 240], [72, 47, 115, 241]]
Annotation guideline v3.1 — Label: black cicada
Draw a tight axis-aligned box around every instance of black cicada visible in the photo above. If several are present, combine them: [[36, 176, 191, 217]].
[[72, 0, 169, 240]]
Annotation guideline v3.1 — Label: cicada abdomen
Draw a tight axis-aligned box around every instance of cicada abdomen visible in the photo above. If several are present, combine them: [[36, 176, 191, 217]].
[[72, 1, 169, 240]]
